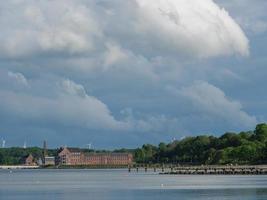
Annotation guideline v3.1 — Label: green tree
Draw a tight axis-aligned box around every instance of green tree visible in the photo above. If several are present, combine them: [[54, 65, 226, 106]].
[[234, 144, 258, 163], [254, 123, 267, 142], [134, 148, 145, 163], [219, 132, 242, 148], [264, 142, 267, 163], [0, 151, 3, 164], [204, 148, 216, 164]]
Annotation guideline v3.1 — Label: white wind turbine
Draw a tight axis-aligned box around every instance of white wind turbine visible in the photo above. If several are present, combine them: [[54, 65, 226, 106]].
[[86, 143, 92, 150], [1, 139, 6, 148]]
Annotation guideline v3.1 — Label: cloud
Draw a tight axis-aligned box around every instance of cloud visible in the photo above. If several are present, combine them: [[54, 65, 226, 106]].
[[133, 0, 249, 58], [216, 0, 267, 35], [0, 0, 101, 58], [60, 79, 87, 98], [0, 0, 263, 147], [178, 81, 257, 128], [120, 108, 183, 133], [103, 43, 129, 68], [0, 73, 184, 136], [0, 74, 128, 131], [0, 0, 248, 60], [7, 71, 28, 86]]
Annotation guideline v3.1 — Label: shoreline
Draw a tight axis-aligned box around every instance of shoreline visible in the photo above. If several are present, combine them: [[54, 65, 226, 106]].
[[0, 165, 39, 169]]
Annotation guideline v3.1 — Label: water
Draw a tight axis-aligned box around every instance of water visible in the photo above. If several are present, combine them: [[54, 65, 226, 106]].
[[1, 169, 267, 200]]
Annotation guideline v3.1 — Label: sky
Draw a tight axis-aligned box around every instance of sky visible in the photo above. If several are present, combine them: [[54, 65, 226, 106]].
[[0, 0, 266, 149]]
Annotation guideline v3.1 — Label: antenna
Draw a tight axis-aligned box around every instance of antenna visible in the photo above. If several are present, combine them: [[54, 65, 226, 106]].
[[23, 141, 27, 149]]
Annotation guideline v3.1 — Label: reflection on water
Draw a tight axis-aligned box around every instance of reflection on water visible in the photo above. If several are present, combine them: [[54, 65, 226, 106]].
[[0, 169, 267, 200]]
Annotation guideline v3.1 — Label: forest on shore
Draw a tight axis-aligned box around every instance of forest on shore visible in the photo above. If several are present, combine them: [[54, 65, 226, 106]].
[[132, 123, 267, 165], [1, 123, 267, 165]]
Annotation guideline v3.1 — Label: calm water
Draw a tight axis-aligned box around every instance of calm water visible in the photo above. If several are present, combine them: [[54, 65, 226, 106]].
[[1, 169, 267, 200]]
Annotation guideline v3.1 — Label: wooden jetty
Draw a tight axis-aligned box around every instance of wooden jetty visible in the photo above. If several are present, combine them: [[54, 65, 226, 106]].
[[128, 165, 267, 175]]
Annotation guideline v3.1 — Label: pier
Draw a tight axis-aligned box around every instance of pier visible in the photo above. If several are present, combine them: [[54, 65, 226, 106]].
[[128, 165, 267, 175]]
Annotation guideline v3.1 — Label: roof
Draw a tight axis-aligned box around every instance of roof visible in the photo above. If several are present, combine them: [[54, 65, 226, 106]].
[[57, 147, 81, 154], [58, 147, 132, 156], [83, 152, 132, 157], [67, 147, 82, 153], [22, 154, 33, 159]]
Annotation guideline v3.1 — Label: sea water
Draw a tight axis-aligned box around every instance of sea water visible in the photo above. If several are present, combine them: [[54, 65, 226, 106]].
[[0, 169, 267, 200]]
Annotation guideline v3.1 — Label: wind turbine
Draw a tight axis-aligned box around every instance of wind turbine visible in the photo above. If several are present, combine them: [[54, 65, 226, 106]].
[[86, 143, 92, 150], [2, 139, 6, 148]]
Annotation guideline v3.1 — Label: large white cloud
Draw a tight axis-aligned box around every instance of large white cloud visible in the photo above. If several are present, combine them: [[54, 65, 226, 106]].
[[133, 0, 249, 58], [0, 0, 249, 60], [0, 0, 101, 58]]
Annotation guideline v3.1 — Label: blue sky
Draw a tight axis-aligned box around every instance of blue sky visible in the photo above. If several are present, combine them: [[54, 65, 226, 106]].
[[0, 0, 266, 149]]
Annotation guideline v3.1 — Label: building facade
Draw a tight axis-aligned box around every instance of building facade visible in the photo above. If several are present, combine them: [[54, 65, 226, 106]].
[[57, 147, 133, 166], [21, 154, 36, 166], [44, 156, 55, 166]]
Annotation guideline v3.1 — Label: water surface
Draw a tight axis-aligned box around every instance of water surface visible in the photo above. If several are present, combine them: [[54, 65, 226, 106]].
[[0, 169, 267, 200]]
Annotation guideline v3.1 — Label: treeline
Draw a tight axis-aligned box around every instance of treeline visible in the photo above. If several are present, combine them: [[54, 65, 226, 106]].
[[133, 123, 267, 165], [1, 123, 267, 165], [0, 147, 57, 165]]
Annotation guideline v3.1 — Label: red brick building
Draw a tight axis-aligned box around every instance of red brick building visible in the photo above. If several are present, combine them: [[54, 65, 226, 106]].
[[57, 147, 133, 166]]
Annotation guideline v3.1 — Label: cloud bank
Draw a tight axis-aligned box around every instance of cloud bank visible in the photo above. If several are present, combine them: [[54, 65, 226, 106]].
[[0, 0, 259, 147], [0, 0, 249, 60], [0, 71, 127, 131]]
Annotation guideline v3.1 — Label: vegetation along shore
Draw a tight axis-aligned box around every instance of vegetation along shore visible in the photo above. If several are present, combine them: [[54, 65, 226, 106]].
[[0, 123, 267, 166]]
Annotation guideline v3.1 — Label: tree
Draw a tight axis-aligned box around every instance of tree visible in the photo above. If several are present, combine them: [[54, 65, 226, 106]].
[[212, 150, 227, 164], [254, 123, 267, 142], [219, 132, 242, 148], [234, 144, 258, 163], [239, 131, 253, 140], [264, 142, 267, 163], [0, 151, 3, 164], [191, 136, 211, 163], [158, 143, 167, 153], [204, 148, 216, 165], [134, 148, 145, 163]]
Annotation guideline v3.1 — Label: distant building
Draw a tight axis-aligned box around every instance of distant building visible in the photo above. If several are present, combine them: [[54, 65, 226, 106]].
[[57, 147, 133, 166], [21, 154, 36, 166], [44, 156, 55, 166], [37, 158, 43, 166]]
